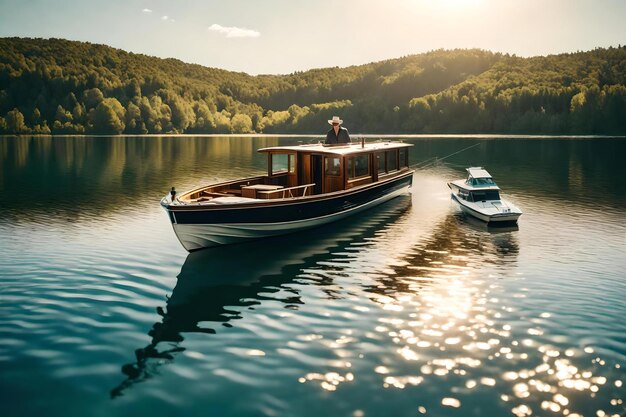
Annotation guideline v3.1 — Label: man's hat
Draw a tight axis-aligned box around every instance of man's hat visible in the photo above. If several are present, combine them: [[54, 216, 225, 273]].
[[328, 116, 343, 125]]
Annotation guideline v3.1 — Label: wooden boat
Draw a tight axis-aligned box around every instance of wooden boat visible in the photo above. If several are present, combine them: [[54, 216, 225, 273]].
[[161, 140, 414, 251], [448, 167, 522, 224]]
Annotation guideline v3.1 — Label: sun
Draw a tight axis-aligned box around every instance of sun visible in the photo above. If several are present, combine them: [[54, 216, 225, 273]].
[[411, 0, 485, 12], [439, 0, 484, 9]]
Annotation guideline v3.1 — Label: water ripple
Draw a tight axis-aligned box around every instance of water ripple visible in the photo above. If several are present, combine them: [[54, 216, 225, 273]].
[[2, 137, 626, 417]]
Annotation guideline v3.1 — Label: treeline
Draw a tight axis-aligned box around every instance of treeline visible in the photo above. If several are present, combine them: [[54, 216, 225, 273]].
[[0, 37, 625, 135]]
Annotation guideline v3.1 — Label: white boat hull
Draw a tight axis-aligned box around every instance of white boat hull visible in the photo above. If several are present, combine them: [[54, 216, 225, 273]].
[[172, 186, 411, 251], [451, 193, 522, 223]]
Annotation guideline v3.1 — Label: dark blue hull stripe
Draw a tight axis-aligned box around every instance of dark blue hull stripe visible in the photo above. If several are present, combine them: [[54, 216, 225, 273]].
[[167, 173, 413, 225]]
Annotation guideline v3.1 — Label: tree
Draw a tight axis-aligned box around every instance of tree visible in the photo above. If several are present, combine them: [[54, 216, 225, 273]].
[[6, 108, 28, 133], [287, 104, 310, 125], [83, 88, 104, 110], [126, 78, 142, 99], [192, 102, 216, 132], [1, 38, 625, 135], [230, 113, 253, 133], [33, 120, 51, 134], [55, 105, 73, 123], [31, 108, 41, 125], [214, 110, 231, 133], [149, 95, 172, 132], [170, 95, 195, 132], [125, 102, 145, 133], [90, 98, 125, 134], [72, 103, 86, 123], [139, 96, 160, 132]]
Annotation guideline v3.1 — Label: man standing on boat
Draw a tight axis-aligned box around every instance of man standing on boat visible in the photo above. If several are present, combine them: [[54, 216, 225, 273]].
[[325, 116, 351, 145]]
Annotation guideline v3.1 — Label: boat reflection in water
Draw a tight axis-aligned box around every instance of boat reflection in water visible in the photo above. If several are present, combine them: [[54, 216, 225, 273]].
[[111, 195, 413, 398], [363, 211, 520, 300]]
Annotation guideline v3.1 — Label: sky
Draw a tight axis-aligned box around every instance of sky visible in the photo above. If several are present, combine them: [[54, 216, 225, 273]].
[[1, 0, 625, 75]]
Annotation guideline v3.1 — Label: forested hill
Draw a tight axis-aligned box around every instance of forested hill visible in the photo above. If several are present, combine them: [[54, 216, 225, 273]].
[[1, 37, 625, 135]]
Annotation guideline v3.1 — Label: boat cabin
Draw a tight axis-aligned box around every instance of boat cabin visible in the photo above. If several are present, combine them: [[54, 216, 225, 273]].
[[259, 141, 412, 195], [450, 167, 502, 203], [181, 141, 412, 202], [465, 167, 498, 187]]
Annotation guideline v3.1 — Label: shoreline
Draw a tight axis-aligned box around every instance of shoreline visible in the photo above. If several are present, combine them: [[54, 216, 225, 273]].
[[1, 133, 626, 139]]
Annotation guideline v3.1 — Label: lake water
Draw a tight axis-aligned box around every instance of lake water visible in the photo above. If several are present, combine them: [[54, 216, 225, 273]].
[[1, 135, 625, 417]]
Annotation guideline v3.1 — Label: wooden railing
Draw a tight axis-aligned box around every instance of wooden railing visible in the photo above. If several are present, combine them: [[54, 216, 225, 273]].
[[256, 183, 315, 199]]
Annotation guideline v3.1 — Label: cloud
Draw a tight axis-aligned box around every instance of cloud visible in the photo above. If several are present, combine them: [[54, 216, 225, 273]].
[[142, 8, 152, 13], [208, 24, 260, 38], [162, 15, 169, 21]]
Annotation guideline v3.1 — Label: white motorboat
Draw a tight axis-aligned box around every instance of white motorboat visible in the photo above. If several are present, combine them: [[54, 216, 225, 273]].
[[448, 167, 522, 224]]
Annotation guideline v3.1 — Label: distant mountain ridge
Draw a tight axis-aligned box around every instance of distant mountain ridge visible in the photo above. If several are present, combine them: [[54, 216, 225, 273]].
[[0, 37, 624, 134]]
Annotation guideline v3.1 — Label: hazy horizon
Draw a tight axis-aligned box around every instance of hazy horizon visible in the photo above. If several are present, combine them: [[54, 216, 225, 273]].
[[1, 0, 625, 75]]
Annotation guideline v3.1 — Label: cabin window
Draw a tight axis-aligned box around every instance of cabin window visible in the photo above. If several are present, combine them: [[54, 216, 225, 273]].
[[347, 155, 370, 179], [468, 177, 497, 186], [271, 153, 295, 175], [288, 154, 296, 173], [470, 190, 500, 201], [399, 148, 408, 167], [376, 152, 386, 174], [325, 157, 341, 176], [387, 150, 398, 172]]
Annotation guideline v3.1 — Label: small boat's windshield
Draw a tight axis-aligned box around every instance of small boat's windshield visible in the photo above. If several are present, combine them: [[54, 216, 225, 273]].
[[467, 177, 497, 186], [469, 190, 501, 201]]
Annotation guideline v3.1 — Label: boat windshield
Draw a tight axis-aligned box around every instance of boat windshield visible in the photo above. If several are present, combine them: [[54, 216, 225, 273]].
[[469, 190, 501, 201], [467, 177, 497, 186]]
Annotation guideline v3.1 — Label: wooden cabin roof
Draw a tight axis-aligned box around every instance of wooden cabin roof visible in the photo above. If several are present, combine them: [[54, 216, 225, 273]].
[[258, 141, 412, 156]]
